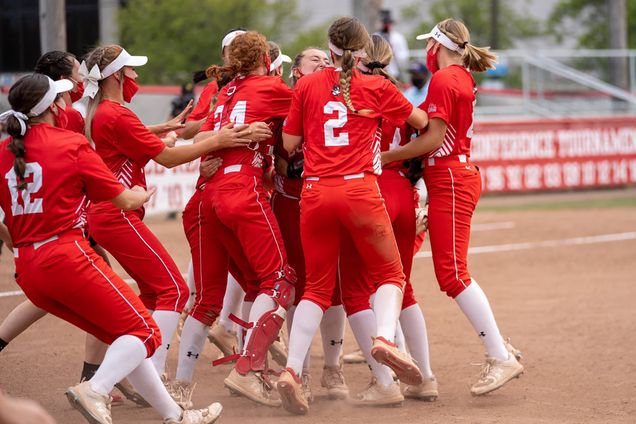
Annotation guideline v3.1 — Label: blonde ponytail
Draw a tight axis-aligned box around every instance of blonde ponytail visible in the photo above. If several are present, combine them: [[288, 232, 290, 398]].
[[437, 18, 497, 73]]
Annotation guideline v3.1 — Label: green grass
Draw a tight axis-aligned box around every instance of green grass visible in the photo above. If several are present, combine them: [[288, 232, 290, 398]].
[[477, 196, 636, 212]]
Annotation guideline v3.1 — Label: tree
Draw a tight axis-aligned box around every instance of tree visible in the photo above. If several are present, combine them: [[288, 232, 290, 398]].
[[119, 0, 299, 84], [401, 0, 542, 49], [548, 0, 636, 48]]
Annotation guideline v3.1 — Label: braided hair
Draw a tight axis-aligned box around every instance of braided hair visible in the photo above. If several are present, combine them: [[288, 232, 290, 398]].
[[327, 17, 371, 113]]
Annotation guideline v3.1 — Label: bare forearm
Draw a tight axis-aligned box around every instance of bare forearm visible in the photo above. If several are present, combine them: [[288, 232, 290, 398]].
[[181, 119, 205, 140], [383, 131, 443, 163]]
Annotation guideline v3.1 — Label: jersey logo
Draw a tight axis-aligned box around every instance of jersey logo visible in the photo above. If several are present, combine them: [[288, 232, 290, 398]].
[[226, 86, 236, 96], [305, 183, 313, 189], [331, 85, 341, 96], [428, 104, 437, 113]]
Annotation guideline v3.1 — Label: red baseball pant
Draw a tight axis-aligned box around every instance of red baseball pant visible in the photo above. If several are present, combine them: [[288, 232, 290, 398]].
[[424, 160, 481, 298], [300, 174, 405, 312], [15, 230, 160, 356], [87, 205, 188, 312]]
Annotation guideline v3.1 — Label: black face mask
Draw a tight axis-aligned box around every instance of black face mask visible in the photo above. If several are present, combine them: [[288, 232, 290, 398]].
[[412, 77, 425, 90]]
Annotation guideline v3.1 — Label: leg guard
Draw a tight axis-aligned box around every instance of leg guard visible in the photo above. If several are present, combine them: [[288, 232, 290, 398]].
[[235, 266, 296, 375]]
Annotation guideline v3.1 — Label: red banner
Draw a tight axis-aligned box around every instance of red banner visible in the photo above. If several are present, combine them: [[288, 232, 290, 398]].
[[471, 117, 636, 192]]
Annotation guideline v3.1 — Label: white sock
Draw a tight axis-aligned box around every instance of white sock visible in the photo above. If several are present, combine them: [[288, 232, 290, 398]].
[[373, 285, 403, 342], [395, 321, 407, 354], [243, 294, 276, 349], [348, 310, 394, 388], [218, 275, 244, 333], [400, 304, 434, 378], [175, 316, 208, 383], [126, 359, 182, 420], [151, 310, 181, 374], [185, 260, 196, 311], [238, 301, 253, 353], [286, 300, 323, 376], [320, 305, 346, 368], [455, 280, 508, 361], [90, 335, 147, 396]]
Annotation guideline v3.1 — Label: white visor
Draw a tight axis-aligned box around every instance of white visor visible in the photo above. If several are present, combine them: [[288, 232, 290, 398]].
[[29, 77, 74, 117], [222, 30, 246, 51], [416, 25, 463, 52], [270, 53, 292, 72], [101, 48, 148, 79], [328, 41, 367, 59]]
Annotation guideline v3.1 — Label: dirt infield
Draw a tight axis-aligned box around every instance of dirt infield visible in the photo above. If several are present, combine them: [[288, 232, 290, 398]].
[[1, 188, 635, 424]]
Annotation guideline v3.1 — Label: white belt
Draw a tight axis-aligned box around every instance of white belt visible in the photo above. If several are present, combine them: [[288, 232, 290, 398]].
[[14, 235, 59, 258], [305, 172, 365, 182], [427, 154, 467, 166], [223, 165, 243, 174]]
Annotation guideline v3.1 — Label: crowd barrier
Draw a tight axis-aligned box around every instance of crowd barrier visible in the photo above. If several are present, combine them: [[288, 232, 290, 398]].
[[143, 116, 636, 215]]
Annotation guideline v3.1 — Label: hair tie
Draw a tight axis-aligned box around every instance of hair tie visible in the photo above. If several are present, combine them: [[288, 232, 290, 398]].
[[366, 61, 386, 70], [461, 41, 468, 48], [0, 110, 28, 136]]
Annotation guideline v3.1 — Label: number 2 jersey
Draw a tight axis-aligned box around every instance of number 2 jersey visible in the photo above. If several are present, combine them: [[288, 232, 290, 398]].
[[200, 74, 292, 179], [283, 67, 413, 178], [0, 124, 124, 247]]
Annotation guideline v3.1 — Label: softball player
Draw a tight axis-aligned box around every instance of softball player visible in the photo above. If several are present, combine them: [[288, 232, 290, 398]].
[[381, 18, 524, 396], [81, 44, 252, 378], [271, 47, 349, 402], [338, 33, 437, 405], [276, 17, 429, 415], [0, 73, 221, 424], [184, 31, 295, 407]]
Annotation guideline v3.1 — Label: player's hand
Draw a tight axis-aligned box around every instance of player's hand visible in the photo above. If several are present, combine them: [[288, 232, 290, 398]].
[[244, 122, 273, 142], [200, 157, 223, 178], [216, 122, 252, 149], [162, 131, 178, 147], [162, 100, 193, 132], [0, 394, 57, 424], [131, 185, 157, 204]]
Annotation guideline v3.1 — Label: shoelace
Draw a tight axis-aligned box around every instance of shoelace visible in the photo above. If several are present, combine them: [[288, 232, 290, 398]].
[[176, 382, 196, 404], [324, 369, 345, 386]]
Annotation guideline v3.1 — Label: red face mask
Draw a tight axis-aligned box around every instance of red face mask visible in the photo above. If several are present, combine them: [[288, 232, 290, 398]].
[[426, 47, 439, 74], [53, 104, 69, 129], [123, 75, 139, 103], [69, 80, 84, 103]]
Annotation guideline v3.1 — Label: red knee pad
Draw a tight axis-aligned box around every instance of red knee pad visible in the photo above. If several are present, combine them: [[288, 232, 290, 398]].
[[235, 304, 286, 374], [268, 265, 296, 309]]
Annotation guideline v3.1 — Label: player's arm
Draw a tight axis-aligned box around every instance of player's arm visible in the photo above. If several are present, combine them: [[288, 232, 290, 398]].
[[283, 133, 303, 155], [147, 100, 194, 135], [406, 106, 429, 130], [181, 118, 206, 140], [193, 122, 272, 147], [381, 117, 446, 164], [110, 185, 157, 210], [0, 222, 12, 250]]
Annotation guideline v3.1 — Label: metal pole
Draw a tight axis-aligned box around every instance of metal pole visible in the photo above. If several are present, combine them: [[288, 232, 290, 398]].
[[352, 0, 383, 33], [490, 0, 499, 49], [39, 0, 67, 53], [99, 0, 119, 44], [522, 59, 530, 115], [607, 0, 628, 90]]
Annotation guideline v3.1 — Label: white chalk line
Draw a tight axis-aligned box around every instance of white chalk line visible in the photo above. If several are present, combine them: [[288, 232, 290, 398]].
[[472, 221, 516, 231], [414, 231, 636, 259]]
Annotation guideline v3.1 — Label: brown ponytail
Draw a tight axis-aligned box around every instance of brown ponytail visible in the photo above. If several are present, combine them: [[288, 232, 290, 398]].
[[5, 74, 51, 189], [206, 32, 268, 81], [361, 34, 399, 86], [436, 18, 497, 73], [328, 17, 371, 113], [83, 45, 124, 143]]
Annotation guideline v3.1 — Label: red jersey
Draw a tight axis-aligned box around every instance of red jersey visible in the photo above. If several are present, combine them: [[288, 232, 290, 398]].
[[0, 124, 124, 246], [91, 100, 165, 190], [200, 74, 292, 177], [283, 67, 413, 177], [420, 65, 476, 158], [65, 105, 85, 134], [187, 81, 219, 122], [381, 119, 413, 172]]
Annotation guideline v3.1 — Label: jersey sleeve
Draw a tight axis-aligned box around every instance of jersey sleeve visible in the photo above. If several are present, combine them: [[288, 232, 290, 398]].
[[76, 141, 125, 203], [282, 82, 304, 136], [188, 81, 218, 122], [112, 108, 166, 166], [268, 79, 293, 119], [423, 72, 455, 124], [378, 79, 414, 126]]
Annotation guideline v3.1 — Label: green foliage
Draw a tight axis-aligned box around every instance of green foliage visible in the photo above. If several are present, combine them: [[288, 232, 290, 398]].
[[119, 0, 299, 84], [402, 0, 543, 49], [280, 22, 330, 61], [548, 0, 636, 48]]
